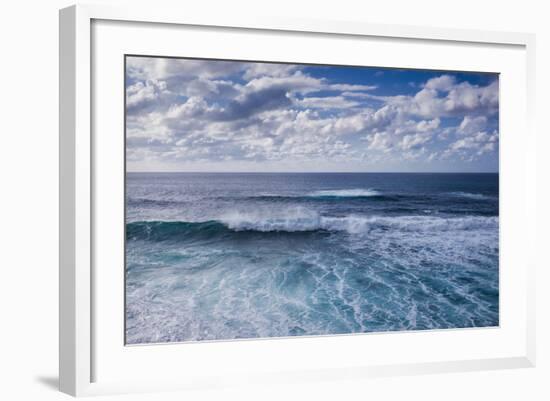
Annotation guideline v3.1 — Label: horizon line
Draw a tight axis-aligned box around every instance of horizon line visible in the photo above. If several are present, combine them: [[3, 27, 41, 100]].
[[126, 171, 499, 174]]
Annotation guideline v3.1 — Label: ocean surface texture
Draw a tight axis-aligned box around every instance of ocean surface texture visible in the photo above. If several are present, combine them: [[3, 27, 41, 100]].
[[126, 173, 499, 344]]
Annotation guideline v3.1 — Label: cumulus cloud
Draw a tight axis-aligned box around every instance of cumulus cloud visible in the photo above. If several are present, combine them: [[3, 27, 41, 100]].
[[444, 130, 498, 160], [457, 115, 488, 135], [385, 79, 499, 119], [183, 78, 240, 98], [367, 132, 393, 152], [425, 75, 456, 91], [242, 63, 299, 80], [125, 56, 499, 171], [444, 80, 498, 115], [126, 79, 169, 113]]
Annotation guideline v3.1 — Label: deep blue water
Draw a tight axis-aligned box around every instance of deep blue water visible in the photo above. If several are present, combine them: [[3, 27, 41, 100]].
[[125, 172, 499, 344]]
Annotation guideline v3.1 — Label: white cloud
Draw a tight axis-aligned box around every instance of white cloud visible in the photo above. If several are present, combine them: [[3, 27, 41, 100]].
[[293, 96, 359, 109], [425, 75, 456, 91], [366, 132, 393, 152], [445, 130, 499, 160], [183, 78, 240, 98], [328, 83, 377, 91], [416, 118, 440, 132], [384, 76, 499, 119], [126, 79, 168, 111], [458, 115, 488, 135], [125, 60, 499, 171], [400, 133, 432, 150], [243, 71, 323, 94], [165, 97, 213, 120], [242, 63, 299, 80], [127, 57, 246, 81], [444, 80, 498, 114]]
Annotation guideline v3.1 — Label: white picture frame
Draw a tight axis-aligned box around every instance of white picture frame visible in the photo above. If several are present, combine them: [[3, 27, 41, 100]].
[[59, 4, 536, 397]]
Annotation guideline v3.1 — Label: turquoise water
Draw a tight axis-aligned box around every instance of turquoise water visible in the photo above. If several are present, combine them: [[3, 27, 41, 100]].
[[125, 173, 499, 344]]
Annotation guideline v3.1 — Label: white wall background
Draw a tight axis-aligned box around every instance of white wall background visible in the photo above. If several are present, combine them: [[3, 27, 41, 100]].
[[0, 0, 547, 399]]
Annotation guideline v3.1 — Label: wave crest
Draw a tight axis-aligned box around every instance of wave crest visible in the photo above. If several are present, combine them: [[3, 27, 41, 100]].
[[308, 189, 381, 198], [222, 211, 497, 234], [447, 192, 492, 200], [221, 208, 321, 232], [127, 208, 498, 241]]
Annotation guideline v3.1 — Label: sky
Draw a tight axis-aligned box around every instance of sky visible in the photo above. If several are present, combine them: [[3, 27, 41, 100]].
[[125, 56, 499, 172]]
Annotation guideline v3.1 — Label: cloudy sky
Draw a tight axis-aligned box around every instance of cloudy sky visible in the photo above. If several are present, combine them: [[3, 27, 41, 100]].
[[126, 56, 499, 172]]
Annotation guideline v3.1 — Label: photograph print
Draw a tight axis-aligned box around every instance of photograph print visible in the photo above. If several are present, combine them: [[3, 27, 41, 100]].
[[125, 56, 499, 345]]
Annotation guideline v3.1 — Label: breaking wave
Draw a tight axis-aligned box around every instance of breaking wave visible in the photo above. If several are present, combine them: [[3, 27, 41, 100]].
[[447, 192, 493, 200], [307, 189, 382, 198], [127, 210, 499, 241]]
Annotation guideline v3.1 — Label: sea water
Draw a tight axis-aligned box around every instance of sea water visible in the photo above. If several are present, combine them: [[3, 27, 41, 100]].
[[125, 172, 499, 344]]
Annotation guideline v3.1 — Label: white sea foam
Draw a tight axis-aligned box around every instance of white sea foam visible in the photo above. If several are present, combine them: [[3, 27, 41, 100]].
[[308, 189, 382, 197], [220, 207, 322, 232], [219, 208, 498, 234], [448, 192, 492, 200]]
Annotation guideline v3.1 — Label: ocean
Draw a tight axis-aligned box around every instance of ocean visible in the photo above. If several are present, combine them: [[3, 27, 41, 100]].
[[125, 172, 499, 344]]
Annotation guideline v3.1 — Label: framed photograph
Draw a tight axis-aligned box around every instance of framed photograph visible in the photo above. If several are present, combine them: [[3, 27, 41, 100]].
[[59, 4, 536, 396]]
